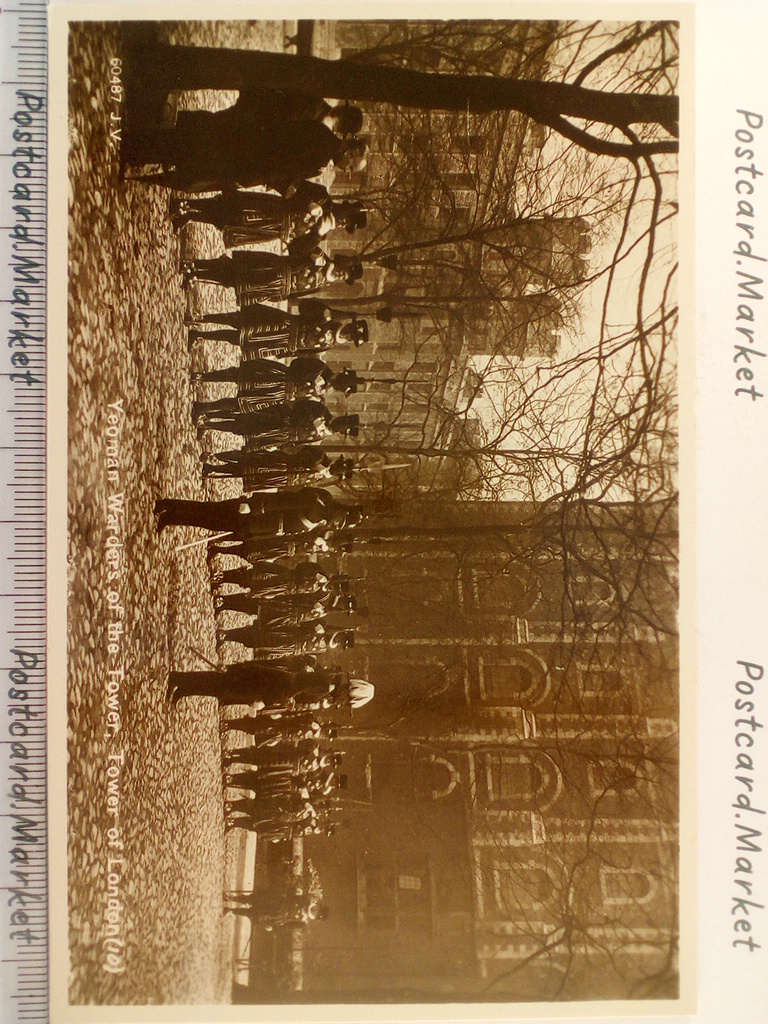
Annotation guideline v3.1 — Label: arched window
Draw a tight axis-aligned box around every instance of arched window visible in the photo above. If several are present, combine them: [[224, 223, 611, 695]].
[[477, 650, 550, 707], [481, 661, 533, 701], [599, 865, 657, 906], [471, 567, 542, 616], [419, 754, 460, 800], [493, 861, 553, 914], [482, 751, 563, 811]]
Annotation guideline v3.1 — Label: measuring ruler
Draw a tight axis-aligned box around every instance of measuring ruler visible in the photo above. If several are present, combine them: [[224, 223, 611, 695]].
[[0, 0, 48, 1022]]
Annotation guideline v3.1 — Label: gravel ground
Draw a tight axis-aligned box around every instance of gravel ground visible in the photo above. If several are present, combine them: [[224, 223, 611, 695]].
[[66, 20, 285, 1005]]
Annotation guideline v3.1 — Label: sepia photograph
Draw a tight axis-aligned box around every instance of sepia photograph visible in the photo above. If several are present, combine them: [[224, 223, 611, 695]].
[[52, 8, 684, 1014]]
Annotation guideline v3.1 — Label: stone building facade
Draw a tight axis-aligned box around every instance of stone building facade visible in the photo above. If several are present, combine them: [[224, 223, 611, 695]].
[[294, 499, 679, 1000], [304, 21, 591, 466], [234, 23, 679, 1003]]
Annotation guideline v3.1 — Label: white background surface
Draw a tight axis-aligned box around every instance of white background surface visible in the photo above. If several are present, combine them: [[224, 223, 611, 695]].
[[3, 1, 768, 1021], [695, 3, 768, 1024]]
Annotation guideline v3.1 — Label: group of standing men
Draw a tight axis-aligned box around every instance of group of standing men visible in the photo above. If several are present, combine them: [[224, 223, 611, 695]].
[[127, 81, 382, 920], [126, 83, 382, 489]]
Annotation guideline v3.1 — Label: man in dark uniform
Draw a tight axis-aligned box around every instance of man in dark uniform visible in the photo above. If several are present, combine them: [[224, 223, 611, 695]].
[[221, 885, 312, 925], [171, 182, 367, 250], [221, 711, 335, 745], [215, 589, 326, 618], [181, 249, 363, 304], [221, 623, 354, 660], [190, 356, 339, 421], [225, 797, 318, 835], [132, 117, 368, 194], [188, 316, 369, 361], [168, 661, 374, 710], [190, 354, 337, 392], [213, 559, 331, 595], [218, 580, 357, 626], [190, 296, 361, 332], [188, 317, 333, 358], [196, 402, 359, 447], [202, 445, 328, 483], [175, 90, 364, 135], [206, 524, 334, 562], [202, 447, 354, 486], [169, 179, 330, 239], [226, 742, 342, 775], [155, 487, 364, 538], [218, 621, 327, 658], [195, 394, 332, 437]]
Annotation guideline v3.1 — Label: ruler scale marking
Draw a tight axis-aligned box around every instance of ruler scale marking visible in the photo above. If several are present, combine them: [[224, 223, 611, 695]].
[[0, 2, 48, 1022]]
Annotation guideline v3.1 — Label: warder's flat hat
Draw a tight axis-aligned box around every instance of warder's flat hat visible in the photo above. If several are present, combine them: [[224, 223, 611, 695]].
[[329, 414, 360, 437], [335, 104, 364, 136], [340, 319, 368, 346], [335, 204, 368, 233]]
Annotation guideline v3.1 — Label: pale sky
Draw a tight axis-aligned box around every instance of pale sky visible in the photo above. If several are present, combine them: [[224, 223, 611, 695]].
[[463, 22, 679, 502]]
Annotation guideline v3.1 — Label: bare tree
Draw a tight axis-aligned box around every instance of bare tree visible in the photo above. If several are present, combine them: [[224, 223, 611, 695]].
[[127, 20, 679, 157], [136, 19, 680, 1000]]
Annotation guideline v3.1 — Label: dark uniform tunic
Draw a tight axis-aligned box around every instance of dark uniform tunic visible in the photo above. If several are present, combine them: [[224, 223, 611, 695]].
[[222, 711, 324, 741], [131, 119, 346, 194], [189, 249, 332, 305], [206, 446, 331, 476], [168, 662, 341, 706], [197, 397, 332, 445], [194, 356, 335, 390], [155, 491, 342, 540], [174, 180, 331, 248], [194, 299, 359, 358], [203, 447, 333, 488]]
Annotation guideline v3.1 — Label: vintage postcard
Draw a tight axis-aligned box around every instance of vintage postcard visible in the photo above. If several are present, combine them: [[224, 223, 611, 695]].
[[47, 5, 691, 1020]]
